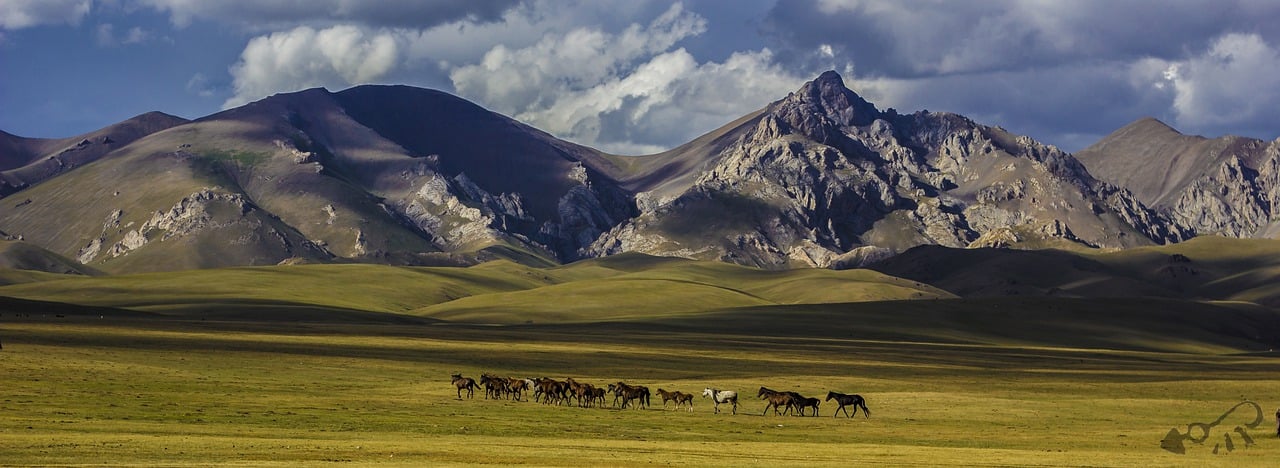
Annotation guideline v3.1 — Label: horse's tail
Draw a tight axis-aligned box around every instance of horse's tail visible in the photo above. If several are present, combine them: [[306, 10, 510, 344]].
[[643, 389, 651, 407], [858, 398, 870, 418]]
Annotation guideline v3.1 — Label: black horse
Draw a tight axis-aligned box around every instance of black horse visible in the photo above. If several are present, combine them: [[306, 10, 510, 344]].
[[826, 391, 870, 418]]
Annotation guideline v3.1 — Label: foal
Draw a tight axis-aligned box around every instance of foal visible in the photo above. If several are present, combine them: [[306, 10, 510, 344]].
[[656, 388, 682, 410], [674, 391, 694, 412]]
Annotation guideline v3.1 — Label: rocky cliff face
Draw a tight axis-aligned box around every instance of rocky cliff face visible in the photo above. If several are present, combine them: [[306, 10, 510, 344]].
[[589, 72, 1182, 267], [1077, 119, 1280, 239]]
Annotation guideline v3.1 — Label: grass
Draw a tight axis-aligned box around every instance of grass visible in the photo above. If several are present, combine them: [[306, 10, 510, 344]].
[[2, 311, 1278, 466], [1, 254, 1279, 465], [0, 256, 950, 323]]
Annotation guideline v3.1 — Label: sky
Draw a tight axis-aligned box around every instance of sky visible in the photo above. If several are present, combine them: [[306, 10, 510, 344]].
[[2, 0, 1279, 155]]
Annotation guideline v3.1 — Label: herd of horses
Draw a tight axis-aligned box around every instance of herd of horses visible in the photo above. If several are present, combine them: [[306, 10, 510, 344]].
[[449, 373, 870, 418]]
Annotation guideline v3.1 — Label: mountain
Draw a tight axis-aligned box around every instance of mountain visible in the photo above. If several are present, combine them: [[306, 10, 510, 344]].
[[0, 86, 631, 272], [589, 71, 1182, 267], [1075, 118, 1280, 238], [0, 71, 1218, 273], [0, 112, 188, 198]]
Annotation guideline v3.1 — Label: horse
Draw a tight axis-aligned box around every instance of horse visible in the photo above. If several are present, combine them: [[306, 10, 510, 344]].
[[450, 373, 478, 399], [674, 391, 694, 412], [656, 388, 684, 410], [702, 388, 738, 415], [826, 391, 870, 418], [758, 386, 797, 416], [506, 377, 530, 401], [533, 378, 567, 405], [479, 374, 504, 400], [611, 382, 649, 409], [794, 397, 820, 416], [589, 387, 607, 407]]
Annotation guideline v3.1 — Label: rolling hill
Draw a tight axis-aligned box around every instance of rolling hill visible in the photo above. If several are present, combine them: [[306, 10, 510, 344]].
[[868, 235, 1280, 307]]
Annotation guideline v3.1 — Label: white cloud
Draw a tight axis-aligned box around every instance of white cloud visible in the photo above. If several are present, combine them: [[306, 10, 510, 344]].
[[223, 25, 401, 108], [0, 0, 89, 29], [1154, 33, 1280, 131], [449, 3, 807, 154]]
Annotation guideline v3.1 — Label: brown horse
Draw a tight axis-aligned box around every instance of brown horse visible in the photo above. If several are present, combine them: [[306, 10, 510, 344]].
[[450, 373, 478, 399], [532, 377, 567, 405], [610, 382, 650, 409], [673, 391, 694, 412], [826, 391, 870, 418], [506, 377, 530, 401], [758, 386, 797, 416], [656, 388, 684, 410]]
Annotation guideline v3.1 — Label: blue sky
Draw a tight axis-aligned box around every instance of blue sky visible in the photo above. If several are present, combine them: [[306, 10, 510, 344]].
[[2, 0, 1279, 154]]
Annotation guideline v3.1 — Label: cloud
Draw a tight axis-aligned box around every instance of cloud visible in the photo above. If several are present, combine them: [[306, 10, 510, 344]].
[[0, 0, 89, 29], [1139, 33, 1280, 137], [785, 0, 1280, 78], [223, 25, 401, 108], [186, 72, 216, 97], [222, 2, 812, 154], [95, 23, 154, 47], [134, 0, 521, 29], [450, 3, 807, 154], [758, 0, 1280, 150]]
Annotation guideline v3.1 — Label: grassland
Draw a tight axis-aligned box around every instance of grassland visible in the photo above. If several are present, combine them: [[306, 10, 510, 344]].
[[2, 255, 1280, 466]]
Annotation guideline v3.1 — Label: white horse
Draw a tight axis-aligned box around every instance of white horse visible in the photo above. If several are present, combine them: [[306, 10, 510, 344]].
[[702, 388, 738, 415]]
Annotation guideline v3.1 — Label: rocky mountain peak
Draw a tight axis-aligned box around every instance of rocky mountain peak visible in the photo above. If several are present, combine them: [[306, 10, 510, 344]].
[[782, 70, 881, 130]]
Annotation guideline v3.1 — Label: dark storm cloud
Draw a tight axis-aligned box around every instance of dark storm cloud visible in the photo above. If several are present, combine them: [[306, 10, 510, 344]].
[[763, 0, 1280, 77]]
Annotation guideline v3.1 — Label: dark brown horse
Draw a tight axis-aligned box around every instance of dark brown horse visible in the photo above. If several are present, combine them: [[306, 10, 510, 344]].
[[794, 397, 820, 416], [450, 373, 478, 399], [826, 391, 870, 418], [610, 382, 650, 409]]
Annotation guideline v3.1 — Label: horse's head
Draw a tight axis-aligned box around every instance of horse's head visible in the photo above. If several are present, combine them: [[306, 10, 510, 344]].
[[826, 391, 836, 401], [450, 373, 462, 379], [702, 388, 714, 398]]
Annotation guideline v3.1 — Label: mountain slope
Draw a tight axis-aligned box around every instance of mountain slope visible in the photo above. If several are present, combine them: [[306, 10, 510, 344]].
[[1076, 118, 1280, 238], [0, 112, 188, 197], [589, 71, 1182, 267], [0, 86, 632, 272]]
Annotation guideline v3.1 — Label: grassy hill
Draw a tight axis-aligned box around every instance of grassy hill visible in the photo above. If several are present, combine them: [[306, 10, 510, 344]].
[[869, 236, 1280, 307], [0, 254, 949, 324]]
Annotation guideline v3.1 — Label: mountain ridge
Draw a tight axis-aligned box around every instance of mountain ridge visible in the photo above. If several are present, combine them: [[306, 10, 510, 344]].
[[0, 72, 1267, 273], [1076, 116, 1280, 239]]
